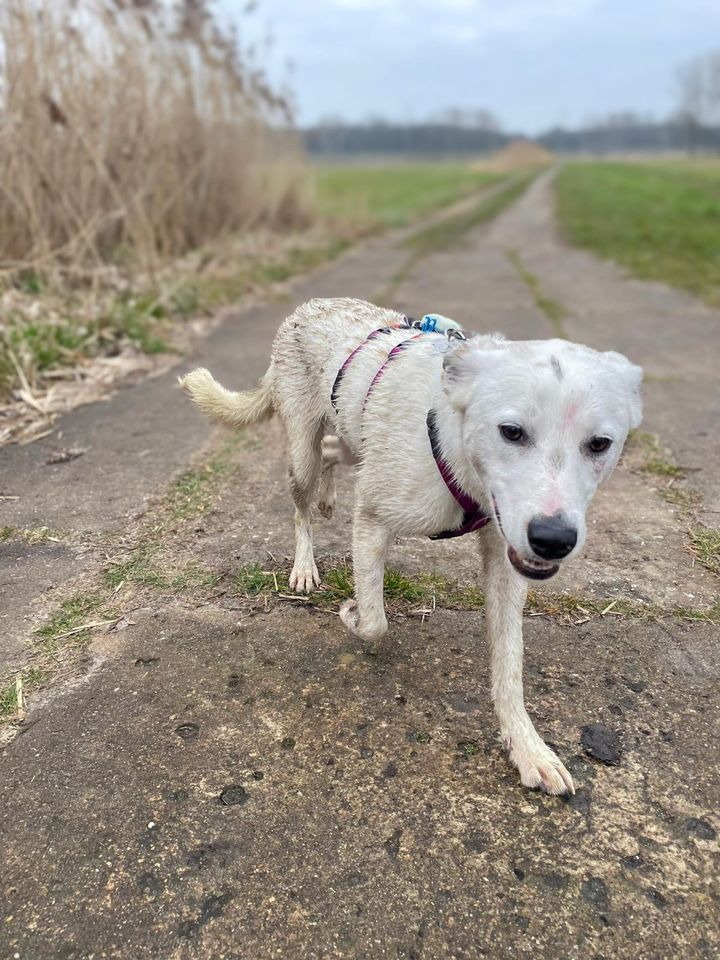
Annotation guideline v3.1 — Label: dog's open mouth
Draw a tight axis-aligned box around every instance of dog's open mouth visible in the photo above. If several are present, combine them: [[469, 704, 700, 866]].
[[507, 546, 559, 581]]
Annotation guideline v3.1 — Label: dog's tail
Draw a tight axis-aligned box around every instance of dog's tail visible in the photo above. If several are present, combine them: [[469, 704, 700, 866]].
[[179, 367, 274, 428]]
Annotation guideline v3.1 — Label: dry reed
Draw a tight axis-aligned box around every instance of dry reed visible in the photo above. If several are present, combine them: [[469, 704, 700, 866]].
[[0, 0, 312, 274]]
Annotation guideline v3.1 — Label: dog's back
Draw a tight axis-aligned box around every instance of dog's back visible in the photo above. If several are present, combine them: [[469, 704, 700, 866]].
[[181, 297, 406, 433]]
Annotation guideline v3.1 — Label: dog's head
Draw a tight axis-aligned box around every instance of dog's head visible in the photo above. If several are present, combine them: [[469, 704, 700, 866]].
[[443, 335, 642, 580]]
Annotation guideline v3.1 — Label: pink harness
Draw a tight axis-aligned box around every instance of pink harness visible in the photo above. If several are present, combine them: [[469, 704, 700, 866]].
[[331, 323, 490, 539]]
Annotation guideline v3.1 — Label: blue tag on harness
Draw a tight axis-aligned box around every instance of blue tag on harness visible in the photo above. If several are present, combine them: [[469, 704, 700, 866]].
[[420, 313, 463, 335]]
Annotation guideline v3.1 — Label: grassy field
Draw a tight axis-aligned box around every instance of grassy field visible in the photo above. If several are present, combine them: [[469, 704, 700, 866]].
[[314, 164, 504, 229], [555, 161, 720, 306]]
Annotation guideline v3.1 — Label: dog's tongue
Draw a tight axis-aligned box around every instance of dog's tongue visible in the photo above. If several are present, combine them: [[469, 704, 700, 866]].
[[507, 546, 559, 581]]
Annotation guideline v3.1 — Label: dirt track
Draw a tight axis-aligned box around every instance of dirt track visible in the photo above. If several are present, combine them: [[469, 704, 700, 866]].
[[1, 172, 718, 959]]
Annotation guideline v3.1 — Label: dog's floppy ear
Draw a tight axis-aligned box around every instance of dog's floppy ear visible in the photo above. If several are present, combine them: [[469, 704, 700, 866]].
[[604, 350, 643, 430], [442, 334, 504, 411]]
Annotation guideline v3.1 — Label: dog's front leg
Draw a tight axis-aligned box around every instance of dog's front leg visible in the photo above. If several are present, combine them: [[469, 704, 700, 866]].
[[481, 525, 574, 796], [340, 507, 390, 642]]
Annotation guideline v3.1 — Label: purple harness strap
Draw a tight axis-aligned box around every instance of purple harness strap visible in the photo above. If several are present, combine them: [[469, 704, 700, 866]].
[[331, 325, 490, 540], [364, 333, 424, 408], [426, 410, 490, 539], [330, 326, 397, 412]]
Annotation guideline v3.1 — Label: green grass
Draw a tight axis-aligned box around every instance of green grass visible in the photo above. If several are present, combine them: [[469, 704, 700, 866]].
[[404, 174, 533, 256], [1, 548, 220, 721], [166, 435, 242, 520], [35, 593, 109, 650], [228, 558, 720, 625], [314, 164, 504, 229], [0, 677, 21, 719], [0, 526, 62, 545], [233, 560, 460, 608], [167, 468, 216, 521], [645, 158, 720, 192], [688, 528, 720, 576], [640, 457, 685, 478], [2, 292, 173, 387], [3, 590, 122, 723], [105, 547, 219, 592], [170, 564, 220, 591], [0, 667, 47, 722], [506, 249, 568, 338], [321, 563, 447, 605], [627, 431, 684, 479], [555, 162, 720, 305], [378, 173, 537, 304], [104, 549, 168, 590], [170, 238, 350, 317], [626, 430, 703, 509], [235, 563, 277, 595]]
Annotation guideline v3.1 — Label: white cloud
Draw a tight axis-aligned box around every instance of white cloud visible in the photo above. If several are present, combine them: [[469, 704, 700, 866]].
[[230, 0, 720, 129], [321, 0, 602, 36]]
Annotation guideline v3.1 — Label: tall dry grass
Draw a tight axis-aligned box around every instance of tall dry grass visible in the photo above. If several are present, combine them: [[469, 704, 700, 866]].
[[0, 0, 312, 275]]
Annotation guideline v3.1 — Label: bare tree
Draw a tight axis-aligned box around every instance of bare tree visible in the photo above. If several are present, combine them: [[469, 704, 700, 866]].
[[432, 107, 500, 131], [678, 50, 720, 130]]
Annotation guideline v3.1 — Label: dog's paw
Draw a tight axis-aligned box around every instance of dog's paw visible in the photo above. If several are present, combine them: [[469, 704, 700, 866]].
[[339, 599, 361, 634], [317, 492, 335, 520], [507, 736, 575, 796], [289, 562, 320, 593], [339, 600, 387, 641]]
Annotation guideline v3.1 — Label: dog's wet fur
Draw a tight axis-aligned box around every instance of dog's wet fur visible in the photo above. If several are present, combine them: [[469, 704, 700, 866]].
[[181, 298, 642, 795]]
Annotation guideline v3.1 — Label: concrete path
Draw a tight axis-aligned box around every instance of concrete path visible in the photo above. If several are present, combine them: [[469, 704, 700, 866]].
[[1, 174, 718, 960]]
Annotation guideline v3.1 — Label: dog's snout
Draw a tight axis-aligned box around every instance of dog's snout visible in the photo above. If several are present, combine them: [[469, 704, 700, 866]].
[[527, 515, 577, 560]]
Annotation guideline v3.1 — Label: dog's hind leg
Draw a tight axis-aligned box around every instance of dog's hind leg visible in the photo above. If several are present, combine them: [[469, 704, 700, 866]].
[[317, 435, 340, 520], [481, 524, 575, 796], [340, 508, 391, 642], [286, 423, 324, 593], [317, 464, 336, 520], [317, 435, 357, 519]]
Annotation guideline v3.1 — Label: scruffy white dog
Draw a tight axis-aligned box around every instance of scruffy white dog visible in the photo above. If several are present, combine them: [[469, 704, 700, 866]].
[[181, 298, 642, 795]]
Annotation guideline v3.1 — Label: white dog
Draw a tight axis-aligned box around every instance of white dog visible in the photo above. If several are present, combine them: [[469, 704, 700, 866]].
[[181, 298, 642, 795]]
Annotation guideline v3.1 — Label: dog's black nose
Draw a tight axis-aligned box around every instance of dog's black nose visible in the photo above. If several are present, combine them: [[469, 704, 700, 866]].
[[527, 516, 577, 560]]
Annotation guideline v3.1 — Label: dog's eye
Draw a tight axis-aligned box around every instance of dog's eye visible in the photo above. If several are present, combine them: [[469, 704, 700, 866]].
[[587, 436, 612, 455], [499, 423, 526, 443]]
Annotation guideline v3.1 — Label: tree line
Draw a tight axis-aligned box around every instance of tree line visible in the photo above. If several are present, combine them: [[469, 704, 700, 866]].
[[302, 50, 720, 156]]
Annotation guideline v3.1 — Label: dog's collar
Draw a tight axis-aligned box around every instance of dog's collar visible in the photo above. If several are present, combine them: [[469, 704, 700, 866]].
[[427, 409, 491, 540]]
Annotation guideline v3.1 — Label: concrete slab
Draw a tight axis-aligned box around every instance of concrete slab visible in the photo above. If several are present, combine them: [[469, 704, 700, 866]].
[[1, 606, 717, 959], [0, 539, 87, 672]]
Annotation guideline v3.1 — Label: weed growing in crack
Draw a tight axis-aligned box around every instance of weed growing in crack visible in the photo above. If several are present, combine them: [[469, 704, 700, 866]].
[[0, 667, 47, 723], [688, 528, 720, 577], [104, 549, 168, 590], [506, 249, 569, 339], [640, 457, 685, 478], [35, 593, 112, 651]]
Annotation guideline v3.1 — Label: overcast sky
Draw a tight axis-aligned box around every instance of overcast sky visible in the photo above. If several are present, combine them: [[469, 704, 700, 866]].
[[227, 0, 720, 132]]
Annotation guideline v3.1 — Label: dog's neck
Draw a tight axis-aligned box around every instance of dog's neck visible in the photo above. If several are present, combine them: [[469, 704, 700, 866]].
[[431, 396, 488, 508]]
